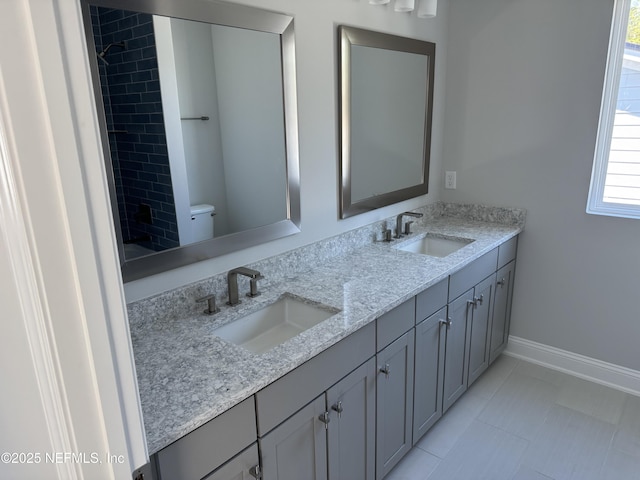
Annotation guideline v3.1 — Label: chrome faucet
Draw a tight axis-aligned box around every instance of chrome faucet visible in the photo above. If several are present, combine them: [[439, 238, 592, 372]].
[[395, 211, 424, 238], [227, 267, 263, 306]]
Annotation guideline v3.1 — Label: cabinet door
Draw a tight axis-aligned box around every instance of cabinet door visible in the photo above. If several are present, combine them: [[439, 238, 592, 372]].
[[203, 444, 260, 480], [327, 358, 376, 480], [489, 261, 515, 364], [413, 307, 446, 444], [443, 289, 473, 413], [376, 330, 415, 480], [155, 397, 256, 480], [260, 395, 328, 480], [467, 274, 495, 387]]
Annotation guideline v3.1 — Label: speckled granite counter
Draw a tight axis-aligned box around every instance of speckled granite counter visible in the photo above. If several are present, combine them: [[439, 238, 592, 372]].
[[128, 204, 524, 454]]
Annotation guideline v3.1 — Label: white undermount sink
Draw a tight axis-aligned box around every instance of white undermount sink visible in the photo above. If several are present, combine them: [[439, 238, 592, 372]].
[[396, 234, 474, 258], [213, 295, 338, 354]]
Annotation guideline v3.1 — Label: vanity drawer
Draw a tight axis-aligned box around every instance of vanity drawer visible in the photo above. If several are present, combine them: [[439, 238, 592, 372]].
[[376, 297, 416, 352], [498, 236, 518, 269], [156, 397, 256, 480], [448, 248, 498, 301], [416, 279, 448, 322], [255, 321, 375, 436]]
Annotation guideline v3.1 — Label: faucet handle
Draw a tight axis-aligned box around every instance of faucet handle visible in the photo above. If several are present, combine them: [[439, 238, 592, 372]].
[[196, 294, 219, 315], [247, 275, 264, 298], [404, 221, 414, 235]]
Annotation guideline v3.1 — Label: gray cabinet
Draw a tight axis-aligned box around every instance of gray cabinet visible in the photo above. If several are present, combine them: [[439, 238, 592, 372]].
[[443, 247, 502, 413], [467, 273, 496, 387], [376, 329, 415, 480], [260, 359, 376, 480], [256, 323, 375, 437], [256, 324, 377, 480], [203, 445, 260, 480], [449, 249, 498, 302], [489, 260, 516, 364], [327, 358, 376, 480], [260, 395, 328, 480], [155, 397, 257, 480], [442, 289, 473, 413], [413, 306, 446, 443]]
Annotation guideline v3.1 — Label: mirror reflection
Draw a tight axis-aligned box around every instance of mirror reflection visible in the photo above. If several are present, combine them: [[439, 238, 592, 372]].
[[350, 45, 427, 203], [339, 26, 435, 218], [81, 0, 300, 281]]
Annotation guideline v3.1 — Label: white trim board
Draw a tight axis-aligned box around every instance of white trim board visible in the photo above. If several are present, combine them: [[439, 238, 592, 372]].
[[505, 336, 640, 397]]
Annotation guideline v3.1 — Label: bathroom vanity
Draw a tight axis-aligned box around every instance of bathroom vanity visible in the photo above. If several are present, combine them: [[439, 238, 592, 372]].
[[76, 1, 523, 477], [128, 205, 523, 480]]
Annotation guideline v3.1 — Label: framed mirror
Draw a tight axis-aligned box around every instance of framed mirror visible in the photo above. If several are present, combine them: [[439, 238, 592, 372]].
[[338, 25, 435, 219], [80, 0, 300, 282]]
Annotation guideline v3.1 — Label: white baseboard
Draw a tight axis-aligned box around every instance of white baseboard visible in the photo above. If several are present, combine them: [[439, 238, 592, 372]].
[[504, 336, 640, 397]]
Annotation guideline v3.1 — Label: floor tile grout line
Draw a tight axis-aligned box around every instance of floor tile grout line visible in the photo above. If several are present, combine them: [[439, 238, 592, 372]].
[[473, 415, 533, 445]]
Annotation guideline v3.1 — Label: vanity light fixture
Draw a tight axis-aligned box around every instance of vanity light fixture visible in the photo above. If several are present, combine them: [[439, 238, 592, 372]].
[[417, 0, 437, 18], [369, 0, 436, 17], [394, 0, 414, 12]]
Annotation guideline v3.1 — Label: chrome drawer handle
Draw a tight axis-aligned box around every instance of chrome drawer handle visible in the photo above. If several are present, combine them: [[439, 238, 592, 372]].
[[318, 411, 330, 429], [440, 317, 453, 329], [468, 294, 483, 307], [379, 364, 391, 378], [249, 465, 262, 479]]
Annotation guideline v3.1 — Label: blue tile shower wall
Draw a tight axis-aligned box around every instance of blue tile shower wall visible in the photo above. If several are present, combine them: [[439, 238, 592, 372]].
[[91, 7, 179, 252]]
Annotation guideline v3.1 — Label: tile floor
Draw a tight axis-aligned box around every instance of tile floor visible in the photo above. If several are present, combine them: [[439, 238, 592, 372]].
[[387, 355, 640, 480]]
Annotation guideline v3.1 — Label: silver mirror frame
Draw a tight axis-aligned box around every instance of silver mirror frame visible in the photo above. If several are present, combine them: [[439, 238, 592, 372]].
[[338, 25, 435, 219], [81, 0, 300, 282]]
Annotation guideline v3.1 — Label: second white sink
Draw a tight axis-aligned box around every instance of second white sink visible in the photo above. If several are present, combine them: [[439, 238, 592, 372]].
[[213, 295, 338, 354], [396, 234, 474, 258]]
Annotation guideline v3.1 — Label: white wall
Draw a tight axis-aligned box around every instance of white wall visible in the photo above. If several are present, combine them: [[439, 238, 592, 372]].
[[124, 0, 450, 301], [443, 0, 640, 371], [171, 18, 231, 236], [211, 25, 287, 233]]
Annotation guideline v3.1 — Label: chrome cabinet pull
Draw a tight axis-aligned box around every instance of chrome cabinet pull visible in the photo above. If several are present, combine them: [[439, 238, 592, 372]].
[[249, 465, 262, 479], [439, 317, 453, 330], [331, 401, 344, 418], [379, 363, 391, 378], [318, 411, 330, 429], [497, 277, 506, 287], [468, 294, 483, 307]]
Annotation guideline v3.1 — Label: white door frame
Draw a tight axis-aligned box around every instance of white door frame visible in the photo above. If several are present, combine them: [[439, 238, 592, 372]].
[[0, 0, 148, 477]]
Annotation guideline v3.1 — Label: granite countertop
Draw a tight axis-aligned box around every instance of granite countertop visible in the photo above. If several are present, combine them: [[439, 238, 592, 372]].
[[130, 216, 522, 454]]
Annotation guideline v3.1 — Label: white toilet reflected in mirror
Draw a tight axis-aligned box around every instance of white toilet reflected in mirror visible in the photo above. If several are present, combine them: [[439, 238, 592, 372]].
[[189, 204, 215, 244]]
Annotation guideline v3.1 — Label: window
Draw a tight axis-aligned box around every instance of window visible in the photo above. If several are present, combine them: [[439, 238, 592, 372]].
[[588, 0, 640, 218]]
